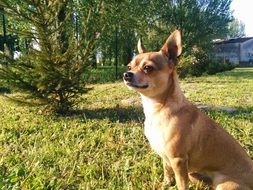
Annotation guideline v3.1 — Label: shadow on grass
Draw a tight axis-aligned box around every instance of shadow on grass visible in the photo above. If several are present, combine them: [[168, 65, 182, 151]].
[[69, 106, 144, 123], [67, 104, 252, 124], [202, 106, 253, 120], [0, 87, 11, 94]]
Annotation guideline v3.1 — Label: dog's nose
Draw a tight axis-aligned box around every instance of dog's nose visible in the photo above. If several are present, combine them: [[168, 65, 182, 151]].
[[123, 72, 134, 82]]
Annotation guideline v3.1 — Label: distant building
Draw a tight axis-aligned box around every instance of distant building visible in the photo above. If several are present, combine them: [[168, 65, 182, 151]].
[[213, 37, 253, 66]]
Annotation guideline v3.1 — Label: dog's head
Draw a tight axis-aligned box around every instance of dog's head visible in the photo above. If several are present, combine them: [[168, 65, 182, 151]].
[[123, 30, 182, 98]]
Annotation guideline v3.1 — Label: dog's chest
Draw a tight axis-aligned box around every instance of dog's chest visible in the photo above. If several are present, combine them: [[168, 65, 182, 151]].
[[144, 117, 166, 156]]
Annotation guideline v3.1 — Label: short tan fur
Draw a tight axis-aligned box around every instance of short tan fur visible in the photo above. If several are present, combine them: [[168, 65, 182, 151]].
[[123, 30, 253, 190]]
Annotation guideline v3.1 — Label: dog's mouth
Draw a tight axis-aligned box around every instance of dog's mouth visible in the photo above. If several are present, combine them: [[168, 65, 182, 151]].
[[125, 82, 149, 89]]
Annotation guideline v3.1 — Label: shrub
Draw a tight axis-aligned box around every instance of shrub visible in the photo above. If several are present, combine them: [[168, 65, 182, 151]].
[[206, 60, 235, 75], [177, 55, 194, 78], [177, 50, 235, 78]]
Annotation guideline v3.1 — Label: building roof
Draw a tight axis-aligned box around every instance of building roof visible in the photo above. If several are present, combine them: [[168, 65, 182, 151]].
[[214, 37, 253, 45]]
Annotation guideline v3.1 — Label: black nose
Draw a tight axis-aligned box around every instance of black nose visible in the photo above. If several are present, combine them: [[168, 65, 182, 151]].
[[123, 72, 134, 82]]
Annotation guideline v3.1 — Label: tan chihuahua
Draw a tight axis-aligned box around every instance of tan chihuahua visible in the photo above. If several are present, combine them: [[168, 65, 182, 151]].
[[123, 30, 253, 190]]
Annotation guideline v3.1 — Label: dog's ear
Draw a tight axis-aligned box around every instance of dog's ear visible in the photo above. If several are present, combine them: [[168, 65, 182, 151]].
[[137, 38, 145, 54], [160, 30, 182, 60]]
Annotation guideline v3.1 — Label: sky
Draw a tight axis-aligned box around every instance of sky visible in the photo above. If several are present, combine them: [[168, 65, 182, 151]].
[[231, 0, 253, 37]]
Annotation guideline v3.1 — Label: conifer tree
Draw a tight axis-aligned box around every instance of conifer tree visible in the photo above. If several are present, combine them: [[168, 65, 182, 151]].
[[0, 0, 105, 113]]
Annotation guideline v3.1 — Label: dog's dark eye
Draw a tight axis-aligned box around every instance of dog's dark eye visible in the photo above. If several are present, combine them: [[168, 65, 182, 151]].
[[127, 66, 131, 71], [143, 65, 154, 74]]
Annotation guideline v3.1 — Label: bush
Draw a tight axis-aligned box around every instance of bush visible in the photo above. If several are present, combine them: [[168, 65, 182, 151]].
[[177, 55, 205, 78], [206, 60, 235, 75], [177, 50, 235, 78]]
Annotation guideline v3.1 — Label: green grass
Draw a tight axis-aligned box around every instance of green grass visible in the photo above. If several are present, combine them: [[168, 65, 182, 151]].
[[0, 68, 252, 189]]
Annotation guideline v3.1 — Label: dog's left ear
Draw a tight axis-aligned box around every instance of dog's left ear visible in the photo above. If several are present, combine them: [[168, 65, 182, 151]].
[[137, 38, 145, 54], [160, 30, 182, 60]]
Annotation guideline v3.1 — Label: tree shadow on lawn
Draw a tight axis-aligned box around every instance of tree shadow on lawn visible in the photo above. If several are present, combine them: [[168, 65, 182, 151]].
[[0, 87, 11, 94], [69, 106, 145, 123], [68, 104, 252, 124], [201, 106, 253, 121]]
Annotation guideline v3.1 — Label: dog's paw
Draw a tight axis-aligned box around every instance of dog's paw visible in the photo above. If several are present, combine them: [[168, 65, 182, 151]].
[[163, 176, 176, 186]]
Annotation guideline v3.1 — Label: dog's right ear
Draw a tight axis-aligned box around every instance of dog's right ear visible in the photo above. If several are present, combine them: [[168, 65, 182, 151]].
[[137, 38, 145, 54]]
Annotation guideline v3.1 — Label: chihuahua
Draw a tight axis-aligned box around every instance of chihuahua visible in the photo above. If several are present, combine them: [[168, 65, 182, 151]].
[[123, 30, 253, 190]]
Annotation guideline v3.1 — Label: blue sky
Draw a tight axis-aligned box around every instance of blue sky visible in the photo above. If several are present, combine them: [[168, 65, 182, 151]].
[[231, 0, 253, 36]]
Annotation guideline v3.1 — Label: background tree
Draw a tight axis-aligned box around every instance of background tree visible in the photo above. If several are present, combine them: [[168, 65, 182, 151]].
[[98, 0, 143, 67], [228, 18, 246, 38], [78, 0, 234, 69], [139, 0, 233, 53], [0, 0, 106, 113]]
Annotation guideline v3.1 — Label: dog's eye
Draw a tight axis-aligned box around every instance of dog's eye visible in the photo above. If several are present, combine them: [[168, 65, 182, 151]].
[[127, 66, 131, 71], [143, 65, 154, 74]]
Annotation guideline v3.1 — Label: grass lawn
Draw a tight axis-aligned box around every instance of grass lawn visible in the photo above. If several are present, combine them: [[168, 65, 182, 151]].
[[0, 68, 252, 190]]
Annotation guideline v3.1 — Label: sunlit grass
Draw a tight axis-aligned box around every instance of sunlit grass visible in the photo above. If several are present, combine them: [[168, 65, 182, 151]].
[[0, 68, 252, 189]]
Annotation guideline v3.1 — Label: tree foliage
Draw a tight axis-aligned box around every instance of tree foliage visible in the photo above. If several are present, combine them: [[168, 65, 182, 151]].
[[0, 0, 106, 113], [97, 0, 233, 67], [143, 0, 232, 52], [228, 18, 246, 38]]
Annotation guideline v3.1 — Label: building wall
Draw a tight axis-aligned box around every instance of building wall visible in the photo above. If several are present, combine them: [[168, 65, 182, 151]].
[[214, 39, 253, 66], [240, 39, 253, 63], [214, 43, 240, 64]]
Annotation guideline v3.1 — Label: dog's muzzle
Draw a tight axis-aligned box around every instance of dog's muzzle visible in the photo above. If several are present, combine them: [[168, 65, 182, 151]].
[[123, 72, 134, 82], [123, 72, 149, 89]]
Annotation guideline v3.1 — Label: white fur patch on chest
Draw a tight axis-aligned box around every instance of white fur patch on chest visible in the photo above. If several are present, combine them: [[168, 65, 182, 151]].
[[141, 96, 168, 157], [144, 118, 166, 156]]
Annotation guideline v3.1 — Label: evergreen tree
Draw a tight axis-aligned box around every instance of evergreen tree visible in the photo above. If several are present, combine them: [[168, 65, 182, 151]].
[[0, 0, 105, 113]]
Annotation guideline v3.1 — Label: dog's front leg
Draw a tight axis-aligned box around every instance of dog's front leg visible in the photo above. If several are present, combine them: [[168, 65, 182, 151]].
[[170, 156, 189, 190], [163, 159, 175, 186]]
